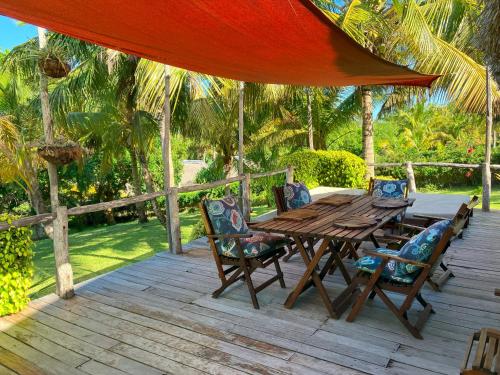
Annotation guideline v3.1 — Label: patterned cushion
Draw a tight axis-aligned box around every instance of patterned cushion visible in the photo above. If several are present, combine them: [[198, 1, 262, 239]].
[[284, 182, 312, 210], [355, 220, 452, 284], [204, 196, 248, 235], [216, 232, 290, 258], [372, 179, 408, 199]]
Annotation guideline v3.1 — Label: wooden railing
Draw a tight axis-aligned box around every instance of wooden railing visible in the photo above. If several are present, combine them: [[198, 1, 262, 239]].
[[0, 166, 294, 299], [370, 161, 500, 212]]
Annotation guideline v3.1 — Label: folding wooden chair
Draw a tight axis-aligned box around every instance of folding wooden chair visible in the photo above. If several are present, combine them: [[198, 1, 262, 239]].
[[346, 220, 455, 339], [199, 196, 287, 309], [461, 328, 500, 374], [389, 196, 478, 291]]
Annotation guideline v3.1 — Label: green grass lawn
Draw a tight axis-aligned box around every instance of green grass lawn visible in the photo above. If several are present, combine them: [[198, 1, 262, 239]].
[[30, 204, 273, 298], [419, 185, 500, 210]]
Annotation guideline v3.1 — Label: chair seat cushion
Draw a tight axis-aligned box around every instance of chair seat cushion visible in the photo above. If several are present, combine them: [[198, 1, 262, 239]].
[[217, 233, 290, 259], [355, 219, 452, 284], [284, 182, 312, 210], [372, 179, 407, 199]]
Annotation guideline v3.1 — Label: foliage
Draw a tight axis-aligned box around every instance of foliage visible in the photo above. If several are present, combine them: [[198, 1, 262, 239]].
[[282, 149, 366, 189], [0, 214, 34, 316]]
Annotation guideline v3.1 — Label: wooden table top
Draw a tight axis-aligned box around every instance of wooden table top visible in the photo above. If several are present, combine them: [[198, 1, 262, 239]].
[[251, 194, 415, 242]]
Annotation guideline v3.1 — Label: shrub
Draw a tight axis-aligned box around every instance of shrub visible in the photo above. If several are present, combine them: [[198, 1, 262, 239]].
[[282, 150, 366, 189], [189, 218, 207, 241], [0, 214, 34, 316]]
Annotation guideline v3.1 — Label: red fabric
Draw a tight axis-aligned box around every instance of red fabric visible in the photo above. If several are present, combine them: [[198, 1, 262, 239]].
[[0, 0, 438, 87]]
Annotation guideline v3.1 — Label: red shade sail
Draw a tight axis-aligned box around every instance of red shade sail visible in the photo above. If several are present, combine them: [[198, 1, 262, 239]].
[[0, 0, 438, 87]]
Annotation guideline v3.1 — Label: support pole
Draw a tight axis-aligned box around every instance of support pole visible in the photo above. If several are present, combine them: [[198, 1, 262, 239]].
[[53, 206, 74, 299], [238, 81, 245, 207], [405, 161, 417, 193], [161, 65, 180, 252], [483, 66, 493, 212], [38, 28, 59, 211]]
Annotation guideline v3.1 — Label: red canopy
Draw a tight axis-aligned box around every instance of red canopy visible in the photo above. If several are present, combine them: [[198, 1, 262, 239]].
[[0, 0, 438, 87]]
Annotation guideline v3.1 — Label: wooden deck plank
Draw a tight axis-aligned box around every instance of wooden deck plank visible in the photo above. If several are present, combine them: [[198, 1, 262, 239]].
[[1, 210, 498, 374]]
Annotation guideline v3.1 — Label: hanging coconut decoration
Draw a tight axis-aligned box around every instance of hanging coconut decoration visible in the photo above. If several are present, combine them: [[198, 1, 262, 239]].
[[39, 54, 71, 78], [37, 140, 83, 166]]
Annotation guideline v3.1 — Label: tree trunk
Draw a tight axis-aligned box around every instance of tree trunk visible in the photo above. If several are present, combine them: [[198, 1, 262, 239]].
[[139, 150, 167, 227], [27, 171, 53, 238], [361, 86, 374, 179], [307, 88, 314, 150], [38, 27, 59, 211], [129, 147, 148, 223]]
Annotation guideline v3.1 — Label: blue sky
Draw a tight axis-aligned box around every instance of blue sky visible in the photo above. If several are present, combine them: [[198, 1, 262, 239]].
[[0, 16, 37, 51]]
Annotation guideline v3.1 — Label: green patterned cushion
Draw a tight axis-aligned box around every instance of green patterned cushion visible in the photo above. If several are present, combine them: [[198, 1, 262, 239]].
[[216, 233, 290, 258], [284, 182, 312, 210], [355, 220, 451, 284], [204, 196, 248, 235], [372, 179, 408, 199]]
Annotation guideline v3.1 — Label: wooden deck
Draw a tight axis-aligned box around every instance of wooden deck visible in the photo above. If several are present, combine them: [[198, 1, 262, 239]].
[[1, 210, 499, 375]]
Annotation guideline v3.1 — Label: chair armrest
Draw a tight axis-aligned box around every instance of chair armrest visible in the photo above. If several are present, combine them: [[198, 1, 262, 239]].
[[401, 223, 426, 232], [412, 214, 449, 222], [364, 250, 431, 269], [207, 233, 253, 239]]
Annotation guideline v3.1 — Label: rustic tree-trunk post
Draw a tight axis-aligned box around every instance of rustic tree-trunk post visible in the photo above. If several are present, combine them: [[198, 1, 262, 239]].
[[37, 28, 60, 212], [405, 161, 417, 193], [307, 88, 314, 150], [361, 86, 375, 180], [161, 65, 179, 252], [483, 66, 493, 212], [242, 173, 251, 221], [53, 206, 74, 299], [238, 81, 245, 208], [286, 165, 294, 184], [167, 187, 182, 254]]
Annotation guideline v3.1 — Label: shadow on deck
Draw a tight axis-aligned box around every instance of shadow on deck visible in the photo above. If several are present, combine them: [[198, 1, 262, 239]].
[[0, 210, 499, 375]]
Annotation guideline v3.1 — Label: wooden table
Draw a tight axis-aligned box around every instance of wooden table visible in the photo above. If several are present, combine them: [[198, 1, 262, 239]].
[[251, 193, 415, 318]]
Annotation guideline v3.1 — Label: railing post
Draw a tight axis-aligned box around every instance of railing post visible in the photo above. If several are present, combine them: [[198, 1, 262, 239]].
[[286, 165, 294, 184], [53, 206, 74, 299], [242, 173, 251, 221], [482, 162, 491, 212], [168, 187, 182, 254], [405, 161, 417, 193]]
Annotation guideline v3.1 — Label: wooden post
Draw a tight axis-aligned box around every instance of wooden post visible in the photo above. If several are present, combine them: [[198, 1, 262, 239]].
[[167, 187, 182, 254], [38, 28, 59, 211], [238, 81, 245, 208], [405, 161, 417, 193], [161, 64, 173, 250], [53, 206, 74, 299], [286, 165, 294, 184], [483, 66, 493, 212], [242, 173, 251, 221]]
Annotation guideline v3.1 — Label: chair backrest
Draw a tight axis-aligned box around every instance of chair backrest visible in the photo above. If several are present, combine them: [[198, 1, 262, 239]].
[[283, 182, 312, 210], [451, 203, 469, 235], [273, 186, 288, 214], [397, 220, 453, 278], [368, 177, 409, 199]]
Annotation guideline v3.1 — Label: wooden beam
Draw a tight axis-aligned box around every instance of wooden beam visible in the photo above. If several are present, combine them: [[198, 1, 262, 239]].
[[168, 187, 182, 254], [0, 213, 55, 231], [52, 206, 74, 299], [242, 173, 251, 221], [249, 168, 288, 179], [286, 165, 294, 184]]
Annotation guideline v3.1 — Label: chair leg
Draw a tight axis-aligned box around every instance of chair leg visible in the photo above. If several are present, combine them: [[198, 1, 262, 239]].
[[241, 260, 259, 309], [274, 257, 286, 288], [368, 290, 377, 300], [212, 267, 244, 298], [416, 293, 435, 313]]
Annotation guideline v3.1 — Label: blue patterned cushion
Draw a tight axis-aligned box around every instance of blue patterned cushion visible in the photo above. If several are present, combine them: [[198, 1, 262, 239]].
[[355, 220, 452, 284], [216, 233, 290, 258], [372, 179, 408, 199], [204, 196, 248, 235], [284, 182, 312, 210]]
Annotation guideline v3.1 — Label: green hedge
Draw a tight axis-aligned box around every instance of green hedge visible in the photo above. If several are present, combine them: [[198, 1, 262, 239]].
[[0, 214, 34, 316], [282, 150, 366, 189]]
